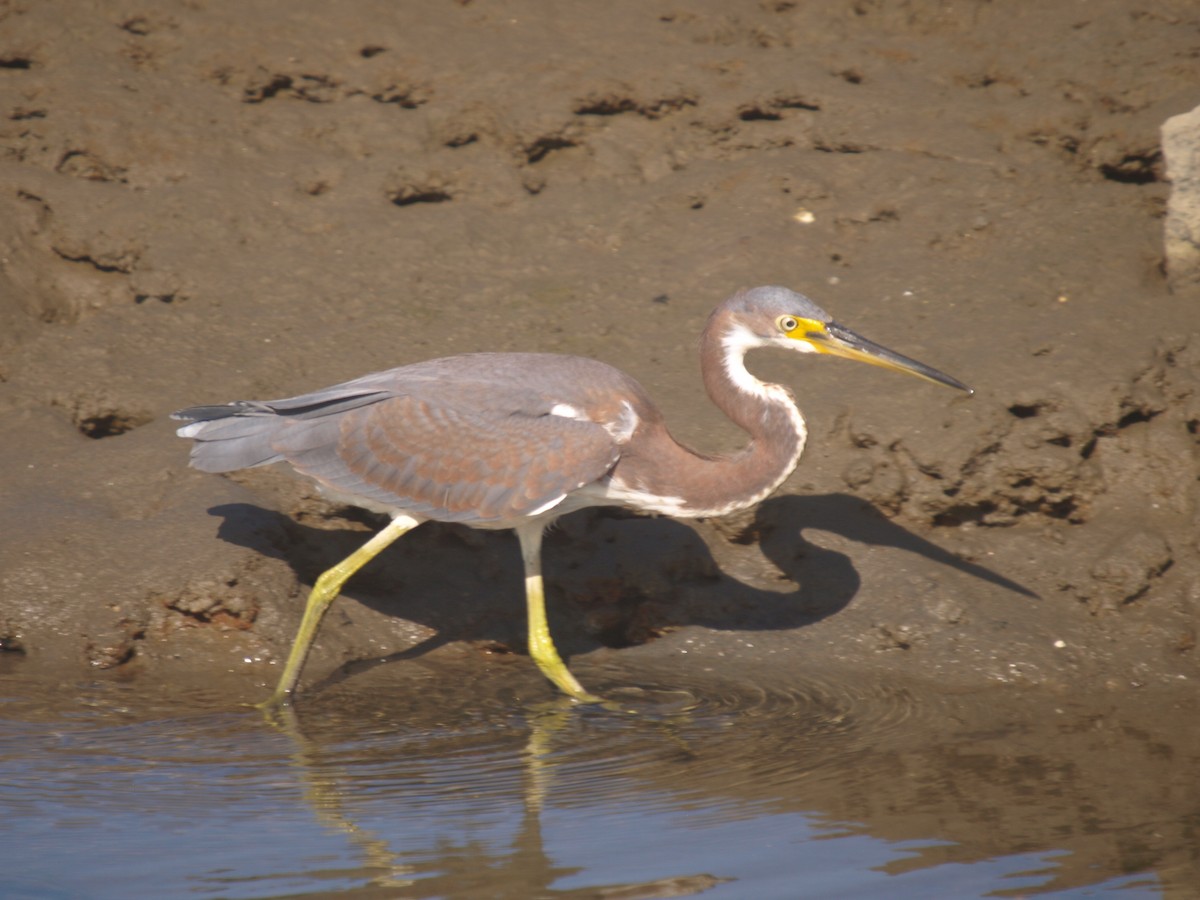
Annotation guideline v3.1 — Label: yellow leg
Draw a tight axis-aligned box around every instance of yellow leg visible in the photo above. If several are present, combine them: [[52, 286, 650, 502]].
[[261, 513, 421, 710], [516, 523, 602, 703]]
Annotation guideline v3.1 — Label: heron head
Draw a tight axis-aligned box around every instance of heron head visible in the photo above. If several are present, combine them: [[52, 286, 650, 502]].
[[726, 285, 972, 394]]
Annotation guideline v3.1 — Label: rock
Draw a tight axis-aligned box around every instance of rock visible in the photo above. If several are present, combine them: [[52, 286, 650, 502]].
[[1162, 104, 1200, 288]]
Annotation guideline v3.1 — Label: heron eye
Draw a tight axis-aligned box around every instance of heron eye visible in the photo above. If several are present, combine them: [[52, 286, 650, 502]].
[[778, 316, 798, 333]]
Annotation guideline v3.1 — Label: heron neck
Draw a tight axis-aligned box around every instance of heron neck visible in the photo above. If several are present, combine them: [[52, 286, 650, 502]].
[[686, 322, 808, 515], [605, 322, 807, 519]]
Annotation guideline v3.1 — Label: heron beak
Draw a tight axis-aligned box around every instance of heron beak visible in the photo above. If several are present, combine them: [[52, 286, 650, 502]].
[[793, 319, 973, 394]]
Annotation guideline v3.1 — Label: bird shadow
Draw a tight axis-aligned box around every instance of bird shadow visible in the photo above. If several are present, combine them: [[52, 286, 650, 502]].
[[205, 493, 1034, 682], [756, 491, 1037, 612], [544, 492, 1034, 644]]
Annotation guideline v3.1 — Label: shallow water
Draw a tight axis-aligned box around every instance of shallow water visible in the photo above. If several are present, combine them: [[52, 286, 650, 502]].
[[1, 661, 1194, 899]]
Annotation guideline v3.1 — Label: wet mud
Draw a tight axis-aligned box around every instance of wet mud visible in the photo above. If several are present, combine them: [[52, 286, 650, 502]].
[[2, 5, 1200, 889]]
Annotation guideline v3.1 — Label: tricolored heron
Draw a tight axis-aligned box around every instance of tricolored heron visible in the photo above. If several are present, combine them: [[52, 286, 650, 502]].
[[174, 286, 970, 707]]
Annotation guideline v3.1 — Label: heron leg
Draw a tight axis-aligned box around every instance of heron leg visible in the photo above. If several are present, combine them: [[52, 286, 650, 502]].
[[261, 513, 421, 710], [515, 523, 602, 704]]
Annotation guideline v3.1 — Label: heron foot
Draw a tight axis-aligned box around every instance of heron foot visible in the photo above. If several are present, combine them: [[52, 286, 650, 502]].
[[253, 691, 294, 725]]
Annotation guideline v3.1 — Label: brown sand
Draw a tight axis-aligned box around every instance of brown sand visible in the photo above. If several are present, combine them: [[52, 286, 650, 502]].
[[1, 0, 1197, 703]]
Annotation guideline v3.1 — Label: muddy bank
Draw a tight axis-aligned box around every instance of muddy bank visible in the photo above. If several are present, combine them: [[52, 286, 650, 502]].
[[1, 1, 1198, 701]]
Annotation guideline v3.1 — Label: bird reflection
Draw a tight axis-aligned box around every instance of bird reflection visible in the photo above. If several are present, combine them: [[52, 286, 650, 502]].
[[266, 701, 727, 898]]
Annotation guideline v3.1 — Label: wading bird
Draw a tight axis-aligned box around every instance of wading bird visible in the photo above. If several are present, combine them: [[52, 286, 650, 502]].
[[175, 286, 970, 707]]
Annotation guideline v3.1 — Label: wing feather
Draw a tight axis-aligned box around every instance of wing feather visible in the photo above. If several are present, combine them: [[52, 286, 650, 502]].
[[175, 353, 645, 522], [304, 396, 620, 521]]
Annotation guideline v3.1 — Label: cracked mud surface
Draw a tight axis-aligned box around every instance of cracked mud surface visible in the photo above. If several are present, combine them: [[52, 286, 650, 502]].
[[1, 0, 1198, 704]]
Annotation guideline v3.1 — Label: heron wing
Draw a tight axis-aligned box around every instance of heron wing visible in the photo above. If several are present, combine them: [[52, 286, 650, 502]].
[[273, 391, 621, 522], [175, 353, 648, 522]]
